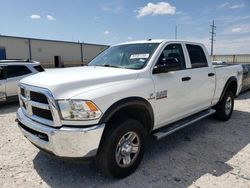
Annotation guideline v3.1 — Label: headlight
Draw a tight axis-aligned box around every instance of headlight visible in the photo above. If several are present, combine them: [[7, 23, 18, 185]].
[[58, 100, 102, 120]]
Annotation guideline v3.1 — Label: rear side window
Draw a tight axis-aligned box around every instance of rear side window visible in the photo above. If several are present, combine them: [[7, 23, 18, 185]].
[[186, 44, 208, 68], [7, 65, 32, 78], [34, 65, 45, 72]]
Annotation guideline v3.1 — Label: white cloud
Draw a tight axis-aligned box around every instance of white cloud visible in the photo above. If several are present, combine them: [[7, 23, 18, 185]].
[[101, 2, 123, 14], [232, 27, 242, 33], [218, 2, 245, 9], [213, 36, 250, 54], [103, 30, 110, 35], [230, 3, 245, 9], [46, 15, 56, 21], [94, 16, 100, 20], [127, 36, 133, 40], [218, 2, 230, 8], [136, 2, 176, 18], [216, 15, 250, 25], [30, 14, 41, 19], [223, 24, 250, 34]]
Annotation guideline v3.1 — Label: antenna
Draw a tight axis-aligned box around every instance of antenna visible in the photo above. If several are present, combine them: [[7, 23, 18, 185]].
[[175, 25, 177, 40]]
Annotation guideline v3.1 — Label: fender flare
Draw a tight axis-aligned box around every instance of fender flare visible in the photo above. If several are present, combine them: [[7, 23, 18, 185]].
[[219, 76, 237, 102], [99, 97, 154, 132]]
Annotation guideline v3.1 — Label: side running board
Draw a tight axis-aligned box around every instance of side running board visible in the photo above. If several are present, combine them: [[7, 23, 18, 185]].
[[153, 109, 216, 140]]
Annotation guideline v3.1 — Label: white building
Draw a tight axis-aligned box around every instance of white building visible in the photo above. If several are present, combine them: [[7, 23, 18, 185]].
[[0, 35, 109, 68]]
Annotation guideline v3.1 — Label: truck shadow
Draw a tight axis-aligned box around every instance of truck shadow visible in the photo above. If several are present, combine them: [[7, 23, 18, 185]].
[[33, 109, 250, 188], [237, 90, 250, 100], [0, 102, 19, 115]]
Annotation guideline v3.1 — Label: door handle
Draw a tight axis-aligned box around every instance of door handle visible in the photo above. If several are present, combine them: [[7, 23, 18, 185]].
[[208, 73, 215, 77], [182, 77, 191, 82]]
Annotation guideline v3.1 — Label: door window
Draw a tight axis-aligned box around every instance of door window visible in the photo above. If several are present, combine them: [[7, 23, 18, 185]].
[[186, 44, 208, 68], [156, 43, 186, 70], [7, 65, 32, 78]]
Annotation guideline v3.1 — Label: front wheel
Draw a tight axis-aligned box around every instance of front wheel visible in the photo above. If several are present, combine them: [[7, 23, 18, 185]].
[[95, 118, 146, 178], [214, 90, 234, 121]]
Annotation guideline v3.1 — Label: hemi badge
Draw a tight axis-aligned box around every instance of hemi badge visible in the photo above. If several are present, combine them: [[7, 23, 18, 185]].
[[156, 90, 168, 100]]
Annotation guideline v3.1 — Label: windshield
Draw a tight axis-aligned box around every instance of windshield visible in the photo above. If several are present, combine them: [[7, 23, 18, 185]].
[[88, 43, 159, 69]]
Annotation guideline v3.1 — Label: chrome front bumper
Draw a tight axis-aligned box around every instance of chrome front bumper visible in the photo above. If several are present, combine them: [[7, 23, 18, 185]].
[[17, 108, 105, 158]]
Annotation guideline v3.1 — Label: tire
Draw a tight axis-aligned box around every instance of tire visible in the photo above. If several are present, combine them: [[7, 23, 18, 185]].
[[95, 118, 146, 178], [214, 90, 234, 121]]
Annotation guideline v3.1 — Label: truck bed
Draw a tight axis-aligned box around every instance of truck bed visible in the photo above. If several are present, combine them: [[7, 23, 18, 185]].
[[212, 64, 242, 105]]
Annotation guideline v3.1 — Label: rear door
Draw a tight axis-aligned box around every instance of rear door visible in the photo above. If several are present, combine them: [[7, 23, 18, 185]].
[[183, 43, 216, 112], [6, 65, 32, 97], [0, 65, 7, 101]]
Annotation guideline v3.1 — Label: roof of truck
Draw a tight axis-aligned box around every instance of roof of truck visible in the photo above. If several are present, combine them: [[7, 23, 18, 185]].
[[115, 39, 203, 46], [0, 59, 40, 66]]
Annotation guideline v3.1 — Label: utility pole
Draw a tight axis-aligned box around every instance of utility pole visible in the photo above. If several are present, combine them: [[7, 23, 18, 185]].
[[175, 25, 177, 40], [210, 20, 216, 56]]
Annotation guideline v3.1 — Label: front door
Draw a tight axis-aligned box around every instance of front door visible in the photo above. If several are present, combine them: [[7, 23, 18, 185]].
[[152, 43, 193, 128]]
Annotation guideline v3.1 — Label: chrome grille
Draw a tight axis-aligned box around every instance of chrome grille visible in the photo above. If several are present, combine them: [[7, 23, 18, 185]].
[[18, 84, 61, 127]]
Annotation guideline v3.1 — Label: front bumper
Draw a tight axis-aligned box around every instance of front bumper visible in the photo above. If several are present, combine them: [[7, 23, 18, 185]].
[[17, 108, 105, 158]]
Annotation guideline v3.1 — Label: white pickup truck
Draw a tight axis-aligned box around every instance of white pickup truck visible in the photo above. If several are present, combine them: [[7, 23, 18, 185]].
[[17, 40, 243, 178]]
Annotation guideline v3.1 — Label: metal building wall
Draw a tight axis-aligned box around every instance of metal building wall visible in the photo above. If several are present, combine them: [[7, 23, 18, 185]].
[[83, 44, 107, 62], [31, 40, 82, 68], [0, 35, 109, 68], [212, 54, 250, 64], [0, 37, 30, 59]]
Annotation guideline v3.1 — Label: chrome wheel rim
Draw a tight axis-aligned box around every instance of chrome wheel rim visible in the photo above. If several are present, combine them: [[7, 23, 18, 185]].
[[115, 132, 140, 168], [225, 96, 232, 115]]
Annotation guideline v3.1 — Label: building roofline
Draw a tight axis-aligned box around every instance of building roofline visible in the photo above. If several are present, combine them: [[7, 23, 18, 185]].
[[0, 34, 109, 47]]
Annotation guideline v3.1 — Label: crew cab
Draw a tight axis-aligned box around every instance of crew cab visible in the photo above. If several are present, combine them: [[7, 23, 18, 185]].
[[16, 40, 243, 178], [0, 59, 44, 103]]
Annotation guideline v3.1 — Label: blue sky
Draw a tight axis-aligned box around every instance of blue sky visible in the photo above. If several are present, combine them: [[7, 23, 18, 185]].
[[0, 0, 250, 54]]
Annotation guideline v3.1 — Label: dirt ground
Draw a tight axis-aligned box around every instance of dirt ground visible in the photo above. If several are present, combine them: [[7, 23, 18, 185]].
[[0, 91, 250, 188]]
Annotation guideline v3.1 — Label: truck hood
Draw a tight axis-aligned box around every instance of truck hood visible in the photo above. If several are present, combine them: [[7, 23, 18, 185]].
[[20, 66, 139, 99]]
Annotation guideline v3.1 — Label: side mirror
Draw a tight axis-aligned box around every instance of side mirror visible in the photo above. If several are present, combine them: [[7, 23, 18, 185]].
[[153, 57, 180, 74]]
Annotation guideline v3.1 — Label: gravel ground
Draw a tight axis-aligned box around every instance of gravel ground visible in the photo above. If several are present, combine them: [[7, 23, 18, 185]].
[[0, 91, 250, 188]]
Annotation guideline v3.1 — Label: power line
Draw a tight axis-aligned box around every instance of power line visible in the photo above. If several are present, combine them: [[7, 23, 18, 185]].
[[210, 20, 216, 56]]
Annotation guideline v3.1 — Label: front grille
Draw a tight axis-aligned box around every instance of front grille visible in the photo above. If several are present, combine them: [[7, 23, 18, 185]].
[[30, 91, 48, 104], [32, 107, 53, 121], [19, 84, 60, 127], [19, 121, 49, 141]]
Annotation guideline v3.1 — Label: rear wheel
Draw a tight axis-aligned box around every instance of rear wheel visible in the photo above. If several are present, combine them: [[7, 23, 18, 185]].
[[95, 118, 146, 178], [214, 90, 234, 121]]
